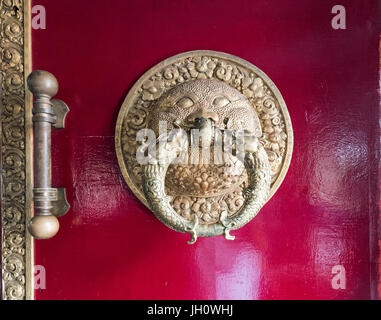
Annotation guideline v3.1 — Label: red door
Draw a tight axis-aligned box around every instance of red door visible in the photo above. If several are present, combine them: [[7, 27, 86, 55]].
[[31, 0, 379, 299]]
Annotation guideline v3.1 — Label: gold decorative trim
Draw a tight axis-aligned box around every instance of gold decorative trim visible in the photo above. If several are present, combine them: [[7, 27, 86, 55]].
[[1, 0, 33, 300]]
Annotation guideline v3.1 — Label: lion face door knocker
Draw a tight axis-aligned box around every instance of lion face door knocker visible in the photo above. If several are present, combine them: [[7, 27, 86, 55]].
[[115, 51, 293, 244]]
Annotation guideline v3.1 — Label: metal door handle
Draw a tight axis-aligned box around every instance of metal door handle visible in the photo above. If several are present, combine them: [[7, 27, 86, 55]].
[[27, 70, 70, 239]]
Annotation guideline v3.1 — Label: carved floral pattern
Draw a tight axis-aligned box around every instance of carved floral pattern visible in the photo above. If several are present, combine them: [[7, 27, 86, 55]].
[[1, 0, 27, 300], [169, 186, 246, 225]]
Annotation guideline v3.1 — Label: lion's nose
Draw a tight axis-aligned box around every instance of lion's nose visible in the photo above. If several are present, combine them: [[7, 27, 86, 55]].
[[186, 109, 219, 125]]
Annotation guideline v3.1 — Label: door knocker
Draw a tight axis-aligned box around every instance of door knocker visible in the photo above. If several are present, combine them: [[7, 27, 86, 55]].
[[115, 51, 293, 244]]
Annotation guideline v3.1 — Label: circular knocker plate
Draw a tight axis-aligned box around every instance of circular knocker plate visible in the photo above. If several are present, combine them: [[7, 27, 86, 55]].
[[115, 50, 293, 243]]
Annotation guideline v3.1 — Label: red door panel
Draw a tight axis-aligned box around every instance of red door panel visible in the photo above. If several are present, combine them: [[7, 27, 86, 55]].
[[31, 0, 379, 299]]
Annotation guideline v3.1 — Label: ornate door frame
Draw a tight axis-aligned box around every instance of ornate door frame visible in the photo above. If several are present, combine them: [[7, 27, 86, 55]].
[[0, 0, 33, 300]]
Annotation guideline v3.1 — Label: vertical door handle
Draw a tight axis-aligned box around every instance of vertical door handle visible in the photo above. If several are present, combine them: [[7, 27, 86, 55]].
[[27, 70, 70, 239]]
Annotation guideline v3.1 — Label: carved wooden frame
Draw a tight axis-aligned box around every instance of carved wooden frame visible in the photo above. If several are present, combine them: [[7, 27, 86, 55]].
[[0, 0, 33, 300]]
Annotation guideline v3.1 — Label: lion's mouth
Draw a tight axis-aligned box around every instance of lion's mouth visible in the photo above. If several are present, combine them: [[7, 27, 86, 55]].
[[192, 117, 215, 148], [175, 117, 220, 149]]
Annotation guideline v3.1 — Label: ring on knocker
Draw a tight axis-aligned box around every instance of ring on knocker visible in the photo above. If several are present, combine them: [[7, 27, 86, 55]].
[[115, 50, 293, 244]]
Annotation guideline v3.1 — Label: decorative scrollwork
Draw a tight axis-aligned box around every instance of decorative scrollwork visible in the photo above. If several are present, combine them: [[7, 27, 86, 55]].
[[1, 0, 30, 300]]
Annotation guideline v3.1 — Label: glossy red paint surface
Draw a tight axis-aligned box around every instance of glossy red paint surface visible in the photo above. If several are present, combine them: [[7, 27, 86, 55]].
[[31, 0, 379, 299]]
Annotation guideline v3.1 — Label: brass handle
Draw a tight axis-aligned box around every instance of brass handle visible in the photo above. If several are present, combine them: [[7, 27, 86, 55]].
[[142, 131, 271, 244], [27, 70, 70, 239]]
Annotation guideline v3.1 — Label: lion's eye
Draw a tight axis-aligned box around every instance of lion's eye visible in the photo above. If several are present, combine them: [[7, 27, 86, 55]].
[[176, 97, 194, 108], [213, 96, 230, 107]]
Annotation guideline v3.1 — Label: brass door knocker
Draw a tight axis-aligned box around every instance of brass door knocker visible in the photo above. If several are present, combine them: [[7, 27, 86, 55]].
[[115, 51, 293, 244]]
